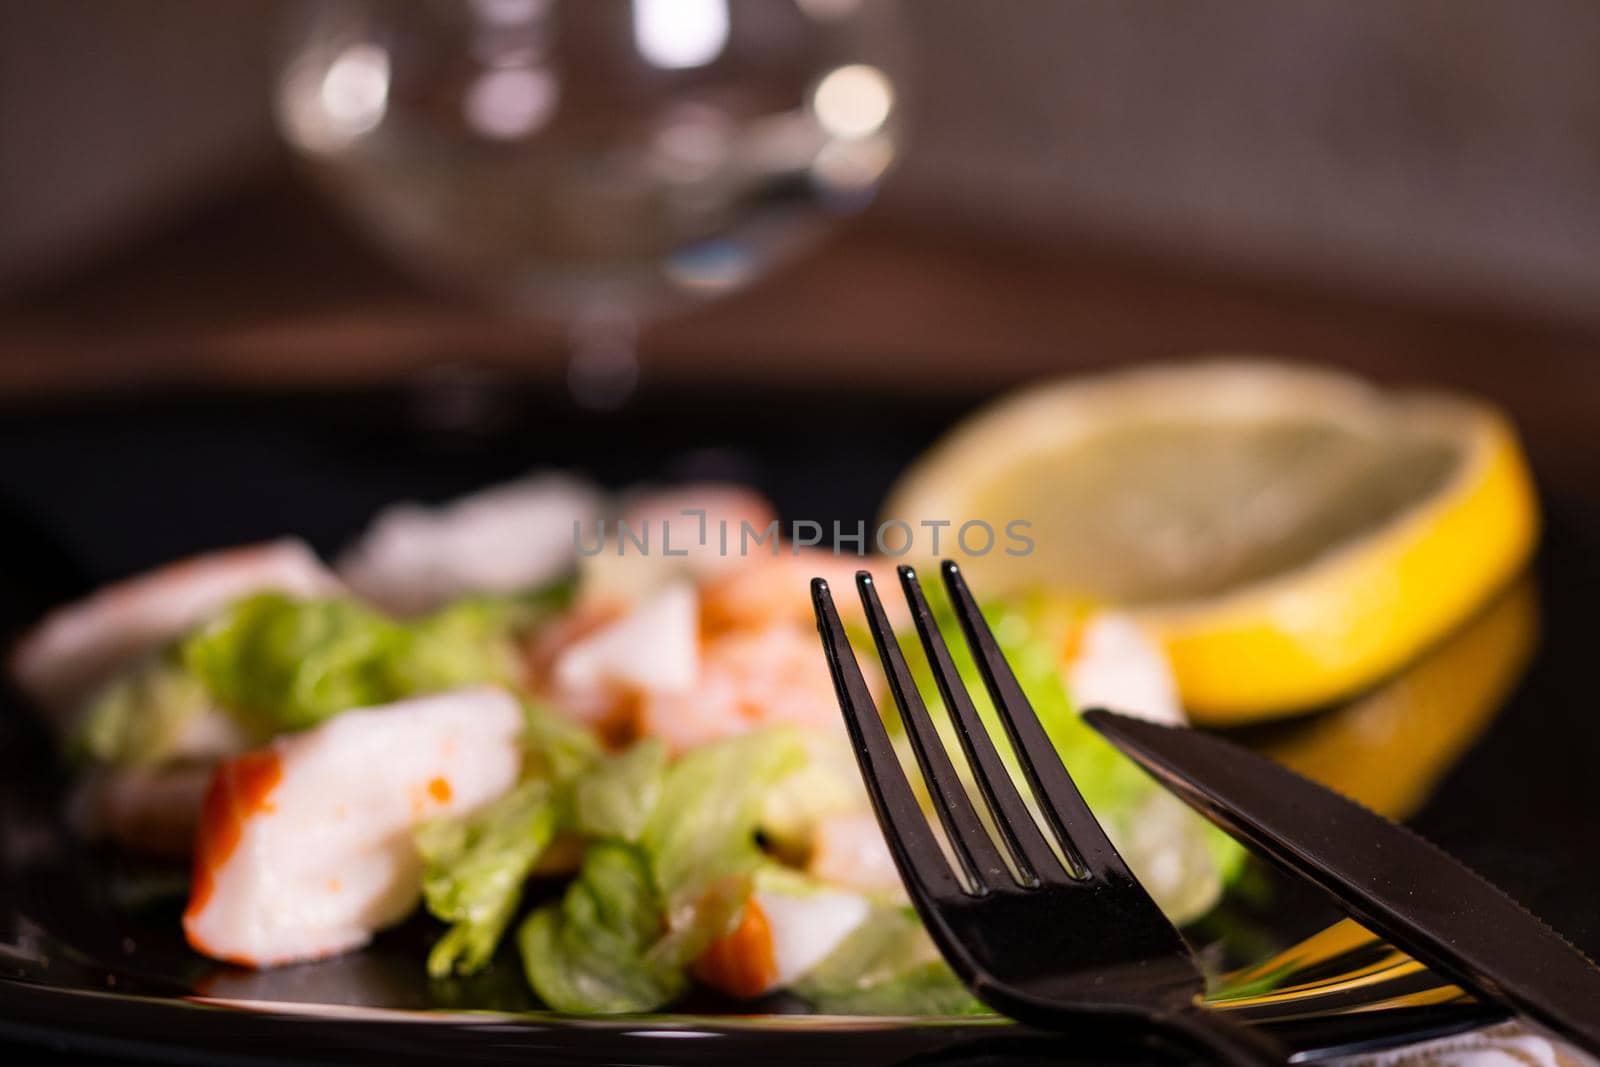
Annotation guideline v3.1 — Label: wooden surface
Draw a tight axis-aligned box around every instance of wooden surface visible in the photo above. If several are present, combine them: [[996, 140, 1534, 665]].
[[2, 178, 1598, 485]]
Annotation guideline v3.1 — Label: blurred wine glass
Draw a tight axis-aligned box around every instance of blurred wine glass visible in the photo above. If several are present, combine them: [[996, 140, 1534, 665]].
[[274, 0, 905, 408]]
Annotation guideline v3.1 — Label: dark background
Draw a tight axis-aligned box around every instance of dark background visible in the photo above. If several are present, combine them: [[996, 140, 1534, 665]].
[[0, 1, 1597, 436]]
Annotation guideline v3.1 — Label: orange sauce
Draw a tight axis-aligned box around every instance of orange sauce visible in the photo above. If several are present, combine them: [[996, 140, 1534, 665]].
[[427, 776, 453, 804]]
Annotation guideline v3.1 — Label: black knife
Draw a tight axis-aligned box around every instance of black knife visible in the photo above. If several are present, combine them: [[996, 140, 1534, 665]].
[[1082, 708, 1600, 1054]]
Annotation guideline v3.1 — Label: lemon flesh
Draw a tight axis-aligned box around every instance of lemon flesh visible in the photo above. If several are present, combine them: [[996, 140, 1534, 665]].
[[885, 360, 1539, 722], [972, 419, 1458, 604]]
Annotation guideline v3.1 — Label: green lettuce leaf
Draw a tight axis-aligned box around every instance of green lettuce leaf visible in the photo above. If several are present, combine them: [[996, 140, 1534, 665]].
[[518, 841, 687, 1013], [396, 583, 574, 693], [573, 738, 667, 842], [386, 596, 526, 697], [70, 583, 570, 767], [521, 701, 605, 784], [177, 592, 529, 736], [640, 728, 809, 966], [793, 904, 988, 1015], [417, 780, 560, 978], [420, 717, 665, 978], [757, 735, 865, 858], [179, 594, 398, 734], [70, 654, 217, 766]]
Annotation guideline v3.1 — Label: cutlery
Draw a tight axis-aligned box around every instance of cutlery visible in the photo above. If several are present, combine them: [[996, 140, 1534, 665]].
[[811, 561, 1288, 1064], [1084, 708, 1600, 1057]]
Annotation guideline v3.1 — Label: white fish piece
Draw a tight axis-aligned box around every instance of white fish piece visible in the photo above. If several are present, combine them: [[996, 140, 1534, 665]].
[[10, 539, 340, 729], [696, 879, 871, 998], [759, 885, 871, 989], [339, 474, 601, 616], [182, 686, 523, 968], [551, 581, 699, 713], [1066, 612, 1184, 725], [806, 811, 904, 898]]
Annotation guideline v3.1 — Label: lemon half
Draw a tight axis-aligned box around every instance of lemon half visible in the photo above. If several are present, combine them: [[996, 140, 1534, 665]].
[[1261, 576, 1537, 818], [884, 359, 1538, 722]]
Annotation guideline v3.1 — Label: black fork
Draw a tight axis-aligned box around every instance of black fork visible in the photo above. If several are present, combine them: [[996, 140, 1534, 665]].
[[811, 561, 1286, 1065]]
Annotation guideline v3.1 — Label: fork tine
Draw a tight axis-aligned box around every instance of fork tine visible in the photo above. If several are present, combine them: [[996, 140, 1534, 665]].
[[940, 560, 1129, 879], [811, 578, 967, 904], [855, 571, 1011, 894], [898, 565, 1074, 886]]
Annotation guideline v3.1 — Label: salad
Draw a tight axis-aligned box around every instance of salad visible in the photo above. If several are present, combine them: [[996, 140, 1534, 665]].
[[9, 476, 1243, 1014]]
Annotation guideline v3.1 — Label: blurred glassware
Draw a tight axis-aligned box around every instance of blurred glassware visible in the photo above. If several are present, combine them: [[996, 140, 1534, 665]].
[[274, 0, 906, 407]]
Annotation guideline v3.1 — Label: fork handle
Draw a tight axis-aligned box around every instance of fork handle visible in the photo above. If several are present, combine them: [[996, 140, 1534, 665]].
[[1160, 1003, 1288, 1065]]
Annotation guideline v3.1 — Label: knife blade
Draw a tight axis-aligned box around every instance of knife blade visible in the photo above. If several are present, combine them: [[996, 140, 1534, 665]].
[[1082, 708, 1600, 1054]]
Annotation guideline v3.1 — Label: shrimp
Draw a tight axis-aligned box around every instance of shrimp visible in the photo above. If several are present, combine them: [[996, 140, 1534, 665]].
[[10, 539, 340, 731], [694, 880, 871, 999], [551, 582, 699, 706], [544, 572, 849, 753], [338, 474, 601, 617], [542, 582, 699, 739], [618, 484, 778, 580], [702, 551, 905, 635], [575, 485, 779, 613], [637, 623, 845, 754], [517, 602, 624, 723], [182, 686, 523, 968]]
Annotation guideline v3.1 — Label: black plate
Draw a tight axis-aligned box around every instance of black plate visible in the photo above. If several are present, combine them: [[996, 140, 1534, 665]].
[[0, 381, 1592, 1064]]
